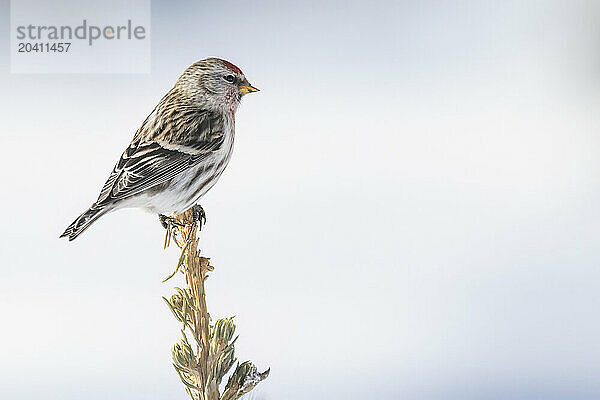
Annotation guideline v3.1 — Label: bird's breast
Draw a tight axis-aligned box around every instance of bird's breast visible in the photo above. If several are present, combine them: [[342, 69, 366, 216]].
[[161, 118, 235, 214]]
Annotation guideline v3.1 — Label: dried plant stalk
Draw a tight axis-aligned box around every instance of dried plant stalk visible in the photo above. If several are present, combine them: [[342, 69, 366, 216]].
[[162, 209, 269, 400]]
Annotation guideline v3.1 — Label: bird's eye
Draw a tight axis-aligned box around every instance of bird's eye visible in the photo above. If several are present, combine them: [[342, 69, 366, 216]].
[[223, 75, 235, 83]]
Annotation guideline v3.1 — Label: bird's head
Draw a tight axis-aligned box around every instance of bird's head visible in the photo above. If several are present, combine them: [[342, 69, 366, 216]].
[[175, 58, 259, 113]]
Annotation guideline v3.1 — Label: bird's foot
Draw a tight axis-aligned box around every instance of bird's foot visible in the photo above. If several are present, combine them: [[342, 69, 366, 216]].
[[159, 214, 185, 230], [191, 204, 207, 230], [159, 214, 185, 249], [159, 206, 205, 249]]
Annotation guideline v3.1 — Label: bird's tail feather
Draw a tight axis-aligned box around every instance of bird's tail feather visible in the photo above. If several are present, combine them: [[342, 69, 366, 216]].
[[60, 205, 109, 241]]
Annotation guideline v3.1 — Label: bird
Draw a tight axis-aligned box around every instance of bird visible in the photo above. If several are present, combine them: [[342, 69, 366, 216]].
[[60, 58, 259, 241]]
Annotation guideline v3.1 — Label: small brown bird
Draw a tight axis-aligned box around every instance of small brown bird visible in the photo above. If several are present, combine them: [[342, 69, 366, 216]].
[[61, 58, 259, 241]]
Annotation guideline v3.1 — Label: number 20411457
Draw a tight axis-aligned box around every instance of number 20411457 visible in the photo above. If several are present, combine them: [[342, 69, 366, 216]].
[[18, 42, 71, 52]]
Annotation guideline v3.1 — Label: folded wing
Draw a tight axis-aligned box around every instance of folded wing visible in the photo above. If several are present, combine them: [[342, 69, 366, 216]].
[[95, 109, 225, 207]]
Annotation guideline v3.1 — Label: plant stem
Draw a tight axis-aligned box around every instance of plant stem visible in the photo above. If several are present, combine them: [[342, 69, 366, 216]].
[[172, 210, 219, 400]]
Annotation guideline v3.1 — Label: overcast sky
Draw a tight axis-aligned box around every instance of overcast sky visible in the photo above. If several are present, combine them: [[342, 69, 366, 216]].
[[1, 1, 600, 399]]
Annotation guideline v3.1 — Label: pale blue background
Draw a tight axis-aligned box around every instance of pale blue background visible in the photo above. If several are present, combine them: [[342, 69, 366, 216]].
[[1, 1, 600, 399]]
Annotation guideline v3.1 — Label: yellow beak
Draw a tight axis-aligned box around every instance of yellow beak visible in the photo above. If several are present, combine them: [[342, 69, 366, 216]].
[[239, 84, 260, 95]]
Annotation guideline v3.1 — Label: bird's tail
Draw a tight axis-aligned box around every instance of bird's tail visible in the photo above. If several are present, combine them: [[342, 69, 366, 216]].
[[60, 204, 110, 241]]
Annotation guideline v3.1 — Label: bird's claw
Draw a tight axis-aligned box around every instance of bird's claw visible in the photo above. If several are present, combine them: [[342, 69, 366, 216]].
[[191, 204, 207, 230], [159, 214, 186, 249], [159, 206, 205, 249], [159, 214, 185, 230]]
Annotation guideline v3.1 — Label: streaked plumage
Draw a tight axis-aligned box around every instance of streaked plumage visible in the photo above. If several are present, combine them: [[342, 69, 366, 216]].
[[61, 58, 258, 241]]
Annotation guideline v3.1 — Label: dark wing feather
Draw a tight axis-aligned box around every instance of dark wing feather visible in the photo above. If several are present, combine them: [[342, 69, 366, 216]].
[[95, 109, 224, 206]]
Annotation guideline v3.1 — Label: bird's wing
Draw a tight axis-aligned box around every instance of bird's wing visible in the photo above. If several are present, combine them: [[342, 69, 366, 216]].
[[95, 110, 225, 206]]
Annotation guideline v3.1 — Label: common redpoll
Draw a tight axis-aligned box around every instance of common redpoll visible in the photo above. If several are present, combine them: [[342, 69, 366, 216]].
[[61, 58, 258, 241]]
